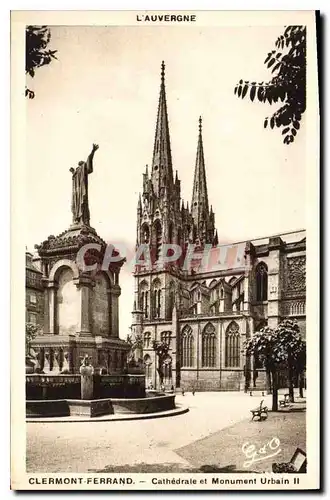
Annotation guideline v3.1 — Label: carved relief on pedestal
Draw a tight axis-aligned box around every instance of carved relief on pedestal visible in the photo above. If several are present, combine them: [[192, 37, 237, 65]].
[[62, 351, 70, 372], [286, 256, 306, 294], [43, 350, 51, 373], [52, 349, 61, 373]]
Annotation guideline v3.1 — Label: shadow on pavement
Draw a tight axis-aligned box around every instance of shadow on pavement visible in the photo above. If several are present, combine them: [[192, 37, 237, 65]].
[[88, 463, 257, 473]]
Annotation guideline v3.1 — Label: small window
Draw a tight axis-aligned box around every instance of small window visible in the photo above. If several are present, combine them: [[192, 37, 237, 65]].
[[29, 292, 37, 304], [256, 262, 268, 301], [144, 332, 151, 348]]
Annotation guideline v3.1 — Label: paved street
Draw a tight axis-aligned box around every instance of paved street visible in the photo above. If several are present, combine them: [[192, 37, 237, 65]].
[[26, 391, 306, 473]]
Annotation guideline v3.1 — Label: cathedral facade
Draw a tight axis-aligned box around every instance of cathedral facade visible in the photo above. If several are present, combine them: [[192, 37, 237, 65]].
[[131, 63, 306, 391]]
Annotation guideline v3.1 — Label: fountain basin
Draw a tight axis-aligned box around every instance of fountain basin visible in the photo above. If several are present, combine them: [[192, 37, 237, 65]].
[[26, 393, 176, 418]]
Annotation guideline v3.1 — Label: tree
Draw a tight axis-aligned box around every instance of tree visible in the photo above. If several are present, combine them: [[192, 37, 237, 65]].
[[26, 25, 58, 99], [25, 322, 39, 356], [152, 340, 170, 386], [234, 25, 306, 145], [293, 338, 306, 398], [274, 319, 305, 402], [245, 326, 280, 411], [126, 333, 143, 364], [246, 319, 305, 410]]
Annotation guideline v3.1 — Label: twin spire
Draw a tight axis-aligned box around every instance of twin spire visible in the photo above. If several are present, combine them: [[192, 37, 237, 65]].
[[152, 62, 209, 209], [151, 61, 173, 196], [191, 115, 209, 227], [149, 62, 215, 245]]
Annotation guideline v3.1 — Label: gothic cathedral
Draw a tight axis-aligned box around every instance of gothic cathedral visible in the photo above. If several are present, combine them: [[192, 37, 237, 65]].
[[131, 63, 306, 391]]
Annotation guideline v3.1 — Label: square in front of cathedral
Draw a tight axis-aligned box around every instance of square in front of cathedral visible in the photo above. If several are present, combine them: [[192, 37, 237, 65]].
[[11, 10, 320, 492]]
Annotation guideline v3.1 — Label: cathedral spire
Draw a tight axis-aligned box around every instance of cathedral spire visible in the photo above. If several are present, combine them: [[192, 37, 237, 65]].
[[191, 116, 209, 231], [151, 61, 173, 196]]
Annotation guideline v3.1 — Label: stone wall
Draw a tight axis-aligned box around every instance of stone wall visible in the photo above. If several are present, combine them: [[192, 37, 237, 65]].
[[220, 369, 244, 391], [180, 368, 245, 391]]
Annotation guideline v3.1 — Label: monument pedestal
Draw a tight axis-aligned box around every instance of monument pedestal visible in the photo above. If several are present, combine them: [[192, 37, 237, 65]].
[[31, 224, 129, 374]]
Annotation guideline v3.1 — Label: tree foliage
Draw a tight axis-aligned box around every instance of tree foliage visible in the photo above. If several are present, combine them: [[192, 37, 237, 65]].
[[126, 333, 143, 363], [25, 25, 58, 99], [234, 25, 306, 144], [274, 319, 304, 364], [246, 326, 278, 367], [152, 340, 170, 385], [245, 319, 305, 409], [25, 322, 39, 355]]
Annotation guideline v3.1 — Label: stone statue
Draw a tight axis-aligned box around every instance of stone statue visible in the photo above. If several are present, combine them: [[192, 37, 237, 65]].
[[81, 354, 91, 367], [79, 354, 94, 400], [70, 144, 99, 226]]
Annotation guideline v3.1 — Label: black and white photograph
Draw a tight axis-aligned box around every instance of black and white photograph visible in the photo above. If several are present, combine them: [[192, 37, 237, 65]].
[[10, 10, 319, 491]]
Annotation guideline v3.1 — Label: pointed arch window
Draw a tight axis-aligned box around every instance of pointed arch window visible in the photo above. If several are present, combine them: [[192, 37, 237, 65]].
[[139, 281, 149, 319], [181, 325, 193, 367], [225, 321, 240, 368], [154, 220, 162, 261], [140, 292, 144, 311], [256, 262, 268, 301], [145, 291, 149, 318], [141, 223, 150, 244], [202, 323, 216, 367], [152, 279, 162, 319]]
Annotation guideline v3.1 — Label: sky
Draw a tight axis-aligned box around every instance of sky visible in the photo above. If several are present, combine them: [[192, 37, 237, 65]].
[[26, 24, 306, 338]]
